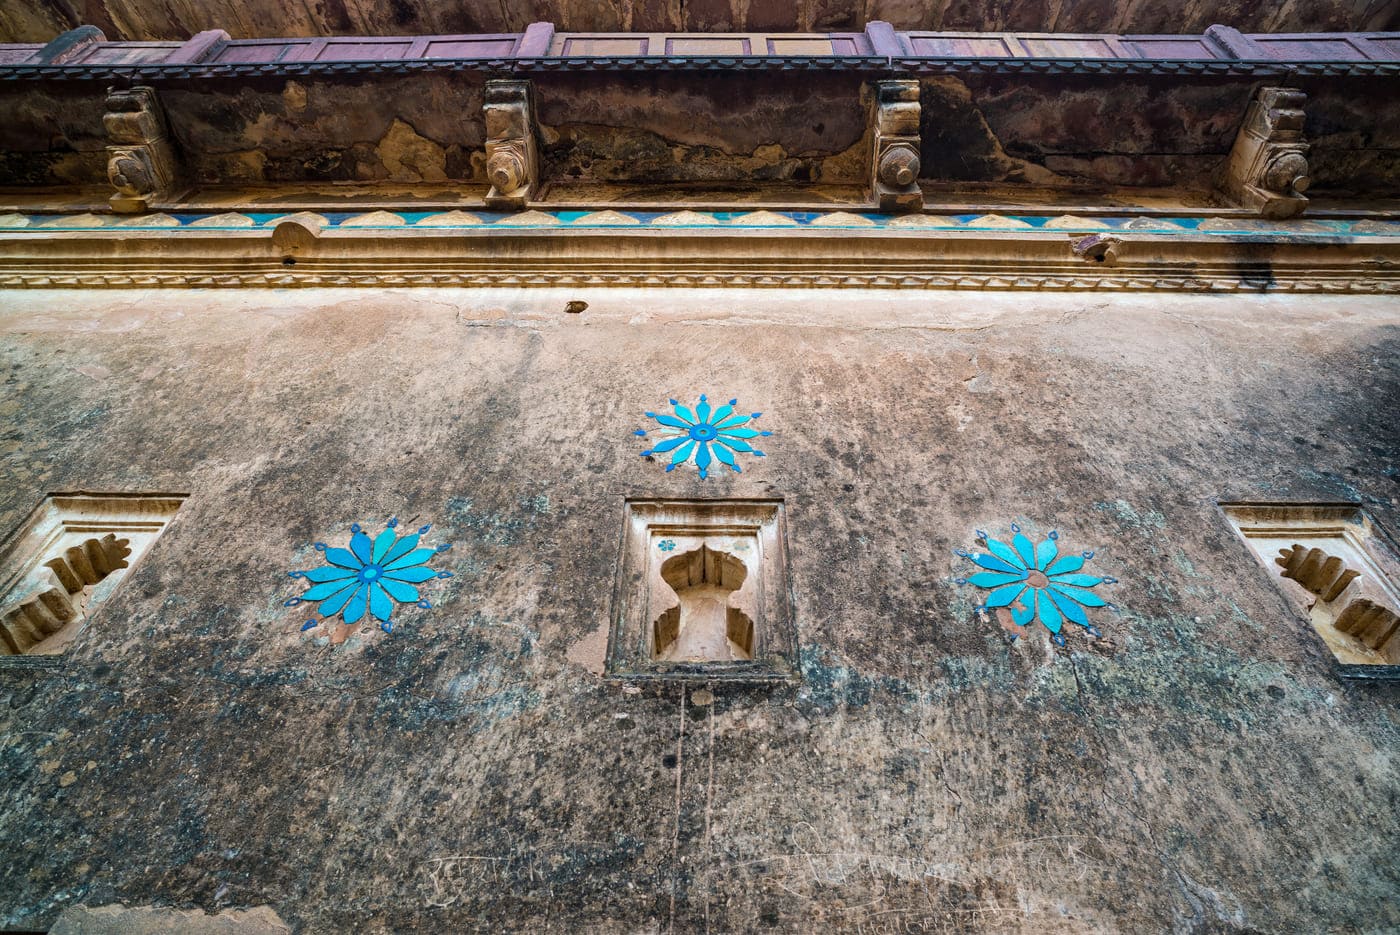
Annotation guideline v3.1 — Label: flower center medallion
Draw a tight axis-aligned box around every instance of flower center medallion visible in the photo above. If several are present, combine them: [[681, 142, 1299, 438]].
[[1026, 570, 1049, 588], [361, 566, 381, 581], [688, 423, 717, 441]]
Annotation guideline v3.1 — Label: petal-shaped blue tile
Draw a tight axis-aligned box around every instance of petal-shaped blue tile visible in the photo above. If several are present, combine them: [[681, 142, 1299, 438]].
[[380, 578, 420, 603], [304, 566, 357, 583], [718, 436, 754, 453], [712, 443, 738, 471], [323, 547, 364, 570], [1044, 554, 1086, 576], [1047, 573, 1102, 588], [718, 427, 761, 439], [1048, 583, 1108, 607], [318, 581, 359, 617], [970, 552, 1023, 574], [695, 442, 712, 472], [967, 570, 1027, 588], [303, 579, 359, 601], [381, 532, 421, 566], [648, 436, 689, 454], [383, 566, 437, 583], [344, 584, 370, 624], [1036, 590, 1064, 634], [1010, 598, 1035, 627], [715, 413, 751, 429], [652, 414, 690, 429], [670, 440, 695, 466], [1046, 588, 1089, 627], [984, 583, 1026, 608], [371, 526, 397, 563], [696, 396, 712, 422], [711, 401, 735, 424], [369, 583, 393, 622], [671, 404, 696, 424], [1035, 537, 1057, 571], [385, 548, 436, 570], [1012, 531, 1036, 568], [983, 537, 1027, 572], [350, 529, 374, 565]]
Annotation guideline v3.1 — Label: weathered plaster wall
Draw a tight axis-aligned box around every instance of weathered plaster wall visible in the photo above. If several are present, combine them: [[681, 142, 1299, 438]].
[[1, 0, 1395, 43], [1305, 80, 1400, 196], [163, 76, 489, 185], [534, 73, 870, 185], [0, 286, 1397, 932], [5, 73, 1399, 198], [0, 85, 109, 186]]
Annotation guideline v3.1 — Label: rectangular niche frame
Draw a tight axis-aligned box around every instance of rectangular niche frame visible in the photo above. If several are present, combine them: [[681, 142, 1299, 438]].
[[1221, 501, 1400, 680], [0, 491, 187, 659], [606, 498, 798, 686]]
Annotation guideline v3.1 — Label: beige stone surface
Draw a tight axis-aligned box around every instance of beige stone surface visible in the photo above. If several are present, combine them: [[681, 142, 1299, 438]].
[[571, 210, 640, 226], [114, 213, 181, 227], [340, 210, 407, 227], [188, 213, 256, 228], [414, 210, 483, 226], [808, 211, 876, 227]]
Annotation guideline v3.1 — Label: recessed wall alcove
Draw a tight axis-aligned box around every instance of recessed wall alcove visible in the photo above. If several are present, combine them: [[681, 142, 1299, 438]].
[[0, 492, 186, 656], [607, 499, 797, 685], [1222, 502, 1400, 678]]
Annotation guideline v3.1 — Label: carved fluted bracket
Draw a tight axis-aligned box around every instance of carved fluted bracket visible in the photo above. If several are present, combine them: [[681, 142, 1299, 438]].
[[0, 533, 129, 655], [1275, 543, 1360, 602], [1335, 599, 1400, 652], [104, 86, 182, 213], [1219, 87, 1310, 219], [483, 80, 539, 210], [869, 80, 922, 213]]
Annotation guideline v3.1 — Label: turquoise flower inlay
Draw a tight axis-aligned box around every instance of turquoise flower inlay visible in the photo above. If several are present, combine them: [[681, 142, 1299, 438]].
[[956, 524, 1116, 645], [635, 394, 772, 479], [658, 539, 677, 552], [286, 518, 453, 634]]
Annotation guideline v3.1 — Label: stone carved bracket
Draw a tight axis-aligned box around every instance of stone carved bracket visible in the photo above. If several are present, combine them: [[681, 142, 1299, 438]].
[[104, 86, 182, 213], [1219, 87, 1310, 219], [483, 79, 539, 210], [869, 79, 923, 213]]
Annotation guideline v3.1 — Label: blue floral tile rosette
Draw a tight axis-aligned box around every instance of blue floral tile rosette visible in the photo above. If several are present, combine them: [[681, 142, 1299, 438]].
[[286, 518, 453, 634], [957, 524, 1117, 645], [636, 394, 772, 479]]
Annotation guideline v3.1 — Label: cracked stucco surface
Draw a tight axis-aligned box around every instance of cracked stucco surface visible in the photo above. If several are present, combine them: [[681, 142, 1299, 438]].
[[0, 287, 1397, 932]]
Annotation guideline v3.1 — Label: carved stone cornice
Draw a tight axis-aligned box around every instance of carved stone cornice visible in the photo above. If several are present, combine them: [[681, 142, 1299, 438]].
[[1, 224, 1396, 292], [1, 25, 1397, 83]]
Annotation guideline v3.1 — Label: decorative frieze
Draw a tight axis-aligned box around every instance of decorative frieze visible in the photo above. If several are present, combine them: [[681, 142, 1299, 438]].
[[483, 80, 539, 210], [1219, 87, 1310, 219], [103, 86, 182, 213]]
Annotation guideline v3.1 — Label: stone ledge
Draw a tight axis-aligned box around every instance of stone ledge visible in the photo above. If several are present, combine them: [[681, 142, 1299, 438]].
[[49, 904, 289, 935]]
